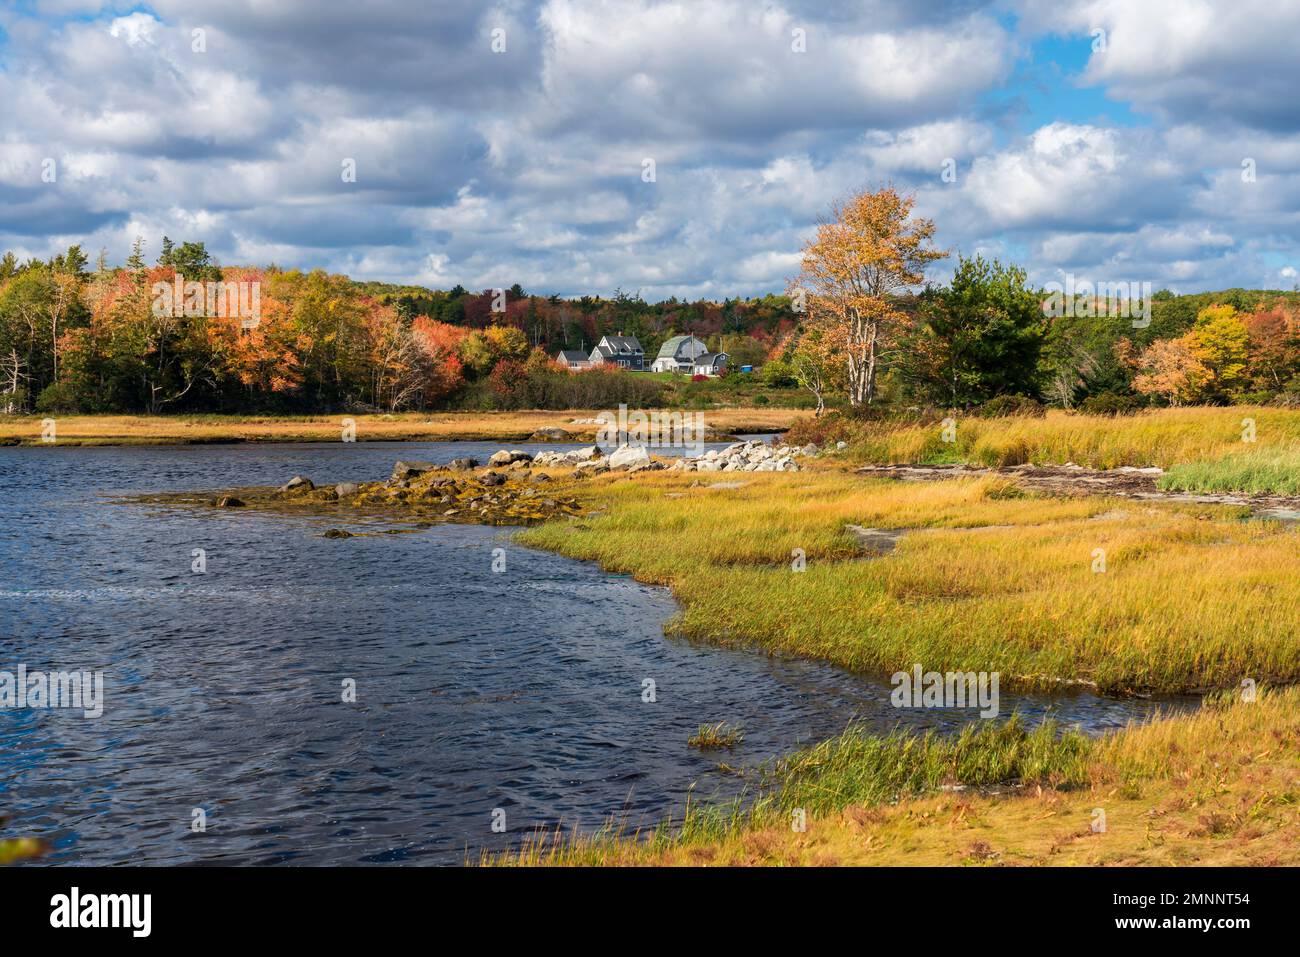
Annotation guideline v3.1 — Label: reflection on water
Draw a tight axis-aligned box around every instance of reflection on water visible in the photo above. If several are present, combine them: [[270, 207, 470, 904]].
[[0, 442, 1195, 864]]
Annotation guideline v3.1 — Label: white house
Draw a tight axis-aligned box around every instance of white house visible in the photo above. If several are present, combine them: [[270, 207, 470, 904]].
[[650, 334, 709, 373]]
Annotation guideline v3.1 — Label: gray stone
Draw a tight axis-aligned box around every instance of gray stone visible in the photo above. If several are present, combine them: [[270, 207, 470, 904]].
[[392, 460, 436, 481], [608, 445, 651, 469], [279, 475, 314, 493]]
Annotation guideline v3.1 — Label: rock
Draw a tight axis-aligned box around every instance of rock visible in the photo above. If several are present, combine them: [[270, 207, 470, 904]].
[[279, 475, 314, 493], [447, 457, 478, 471], [802, 443, 820, 456], [529, 427, 572, 441], [488, 449, 533, 466], [335, 482, 360, 498], [478, 471, 507, 486], [836, 441, 847, 450], [323, 528, 353, 539], [608, 445, 651, 469], [392, 460, 436, 481], [215, 495, 244, 508]]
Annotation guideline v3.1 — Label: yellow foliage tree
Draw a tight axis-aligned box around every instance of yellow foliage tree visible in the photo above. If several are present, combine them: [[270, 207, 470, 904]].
[[792, 187, 946, 406]]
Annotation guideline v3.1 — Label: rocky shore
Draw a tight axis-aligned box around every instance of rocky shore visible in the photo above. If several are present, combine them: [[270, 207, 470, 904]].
[[201, 457, 584, 526]]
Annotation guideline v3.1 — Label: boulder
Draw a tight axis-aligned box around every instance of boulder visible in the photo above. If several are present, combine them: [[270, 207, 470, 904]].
[[335, 482, 360, 498], [478, 471, 507, 487], [279, 475, 314, 493], [392, 460, 436, 481], [215, 495, 245, 508], [488, 449, 533, 466], [447, 457, 478, 471], [608, 445, 651, 469], [529, 427, 572, 441], [323, 528, 353, 539]]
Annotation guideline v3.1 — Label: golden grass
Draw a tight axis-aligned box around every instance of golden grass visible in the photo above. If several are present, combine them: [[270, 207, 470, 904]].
[[845, 406, 1300, 470], [522, 469, 1298, 694], [496, 463, 1298, 866], [493, 687, 1298, 866], [0, 408, 811, 446]]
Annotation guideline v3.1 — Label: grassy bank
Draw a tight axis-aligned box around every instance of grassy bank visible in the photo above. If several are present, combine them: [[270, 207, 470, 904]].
[[520, 469, 1298, 694], [822, 406, 1300, 472], [492, 686, 1299, 866], [0, 408, 810, 446], [500, 463, 1297, 866]]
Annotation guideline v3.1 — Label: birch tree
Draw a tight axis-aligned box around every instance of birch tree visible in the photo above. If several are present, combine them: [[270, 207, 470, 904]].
[[792, 187, 946, 406]]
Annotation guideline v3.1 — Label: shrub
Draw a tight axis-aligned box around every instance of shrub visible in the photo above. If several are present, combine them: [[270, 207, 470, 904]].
[[977, 395, 1046, 418], [1079, 392, 1146, 416], [1234, 391, 1276, 406]]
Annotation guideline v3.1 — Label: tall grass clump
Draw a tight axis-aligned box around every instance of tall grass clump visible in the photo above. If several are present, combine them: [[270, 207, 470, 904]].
[[1160, 446, 1300, 496]]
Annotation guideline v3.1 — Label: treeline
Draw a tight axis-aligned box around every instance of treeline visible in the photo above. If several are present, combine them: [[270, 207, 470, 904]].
[[0, 240, 793, 415], [3, 236, 1299, 416]]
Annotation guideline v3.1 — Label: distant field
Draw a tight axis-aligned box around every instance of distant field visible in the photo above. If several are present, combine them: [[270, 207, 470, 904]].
[[0, 408, 813, 446]]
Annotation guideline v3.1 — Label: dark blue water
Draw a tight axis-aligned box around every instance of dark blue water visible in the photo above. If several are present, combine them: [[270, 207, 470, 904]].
[[0, 441, 1193, 865]]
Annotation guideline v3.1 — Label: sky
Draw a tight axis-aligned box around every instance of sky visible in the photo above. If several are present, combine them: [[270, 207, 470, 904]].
[[1, 0, 1298, 300]]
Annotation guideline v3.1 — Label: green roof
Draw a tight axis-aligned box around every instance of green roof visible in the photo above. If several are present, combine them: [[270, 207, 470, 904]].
[[656, 334, 697, 359]]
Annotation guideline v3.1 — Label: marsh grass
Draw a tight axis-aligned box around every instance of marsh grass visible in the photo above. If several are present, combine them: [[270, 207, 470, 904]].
[[520, 470, 1299, 694], [1160, 445, 1300, 496], [0, 408, 809, 446], [844, 407, 1300, 473], [487, 687, 1300, 866], [688, 722, 744, 750]]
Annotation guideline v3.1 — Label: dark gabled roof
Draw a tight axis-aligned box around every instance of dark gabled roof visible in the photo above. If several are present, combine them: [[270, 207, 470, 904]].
[[600, 334, 643, 354], [695, 352, 727, 366], [557, 350, 588, 363]]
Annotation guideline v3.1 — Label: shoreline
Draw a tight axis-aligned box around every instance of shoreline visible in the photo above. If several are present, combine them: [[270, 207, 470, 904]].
[[122, 448, 1300, 866], [0, 408, 810, 447]]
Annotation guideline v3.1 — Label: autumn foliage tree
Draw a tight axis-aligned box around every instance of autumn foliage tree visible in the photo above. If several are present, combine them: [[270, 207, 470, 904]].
[[792, 187, 946, 406]]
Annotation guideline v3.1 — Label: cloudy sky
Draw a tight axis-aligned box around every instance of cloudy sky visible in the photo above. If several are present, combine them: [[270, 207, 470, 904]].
[[1, 0, 1298, 299]]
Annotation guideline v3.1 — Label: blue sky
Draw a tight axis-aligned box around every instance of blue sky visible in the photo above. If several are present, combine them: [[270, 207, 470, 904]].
[[1, 0, 1297, 299]]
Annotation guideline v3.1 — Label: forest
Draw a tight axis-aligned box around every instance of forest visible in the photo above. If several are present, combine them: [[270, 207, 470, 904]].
[[1, 231, 1298, 416]]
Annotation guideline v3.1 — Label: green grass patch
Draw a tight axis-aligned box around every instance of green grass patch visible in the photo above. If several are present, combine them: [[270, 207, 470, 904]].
[[1160, 447, 1300, 496]]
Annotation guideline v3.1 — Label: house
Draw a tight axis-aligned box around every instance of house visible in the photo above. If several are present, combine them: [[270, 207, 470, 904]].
[[650, 334, 709, 373], [589, 332, 645, 371], [692, 352, 728, 376], [555, 349, 591, 370]]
